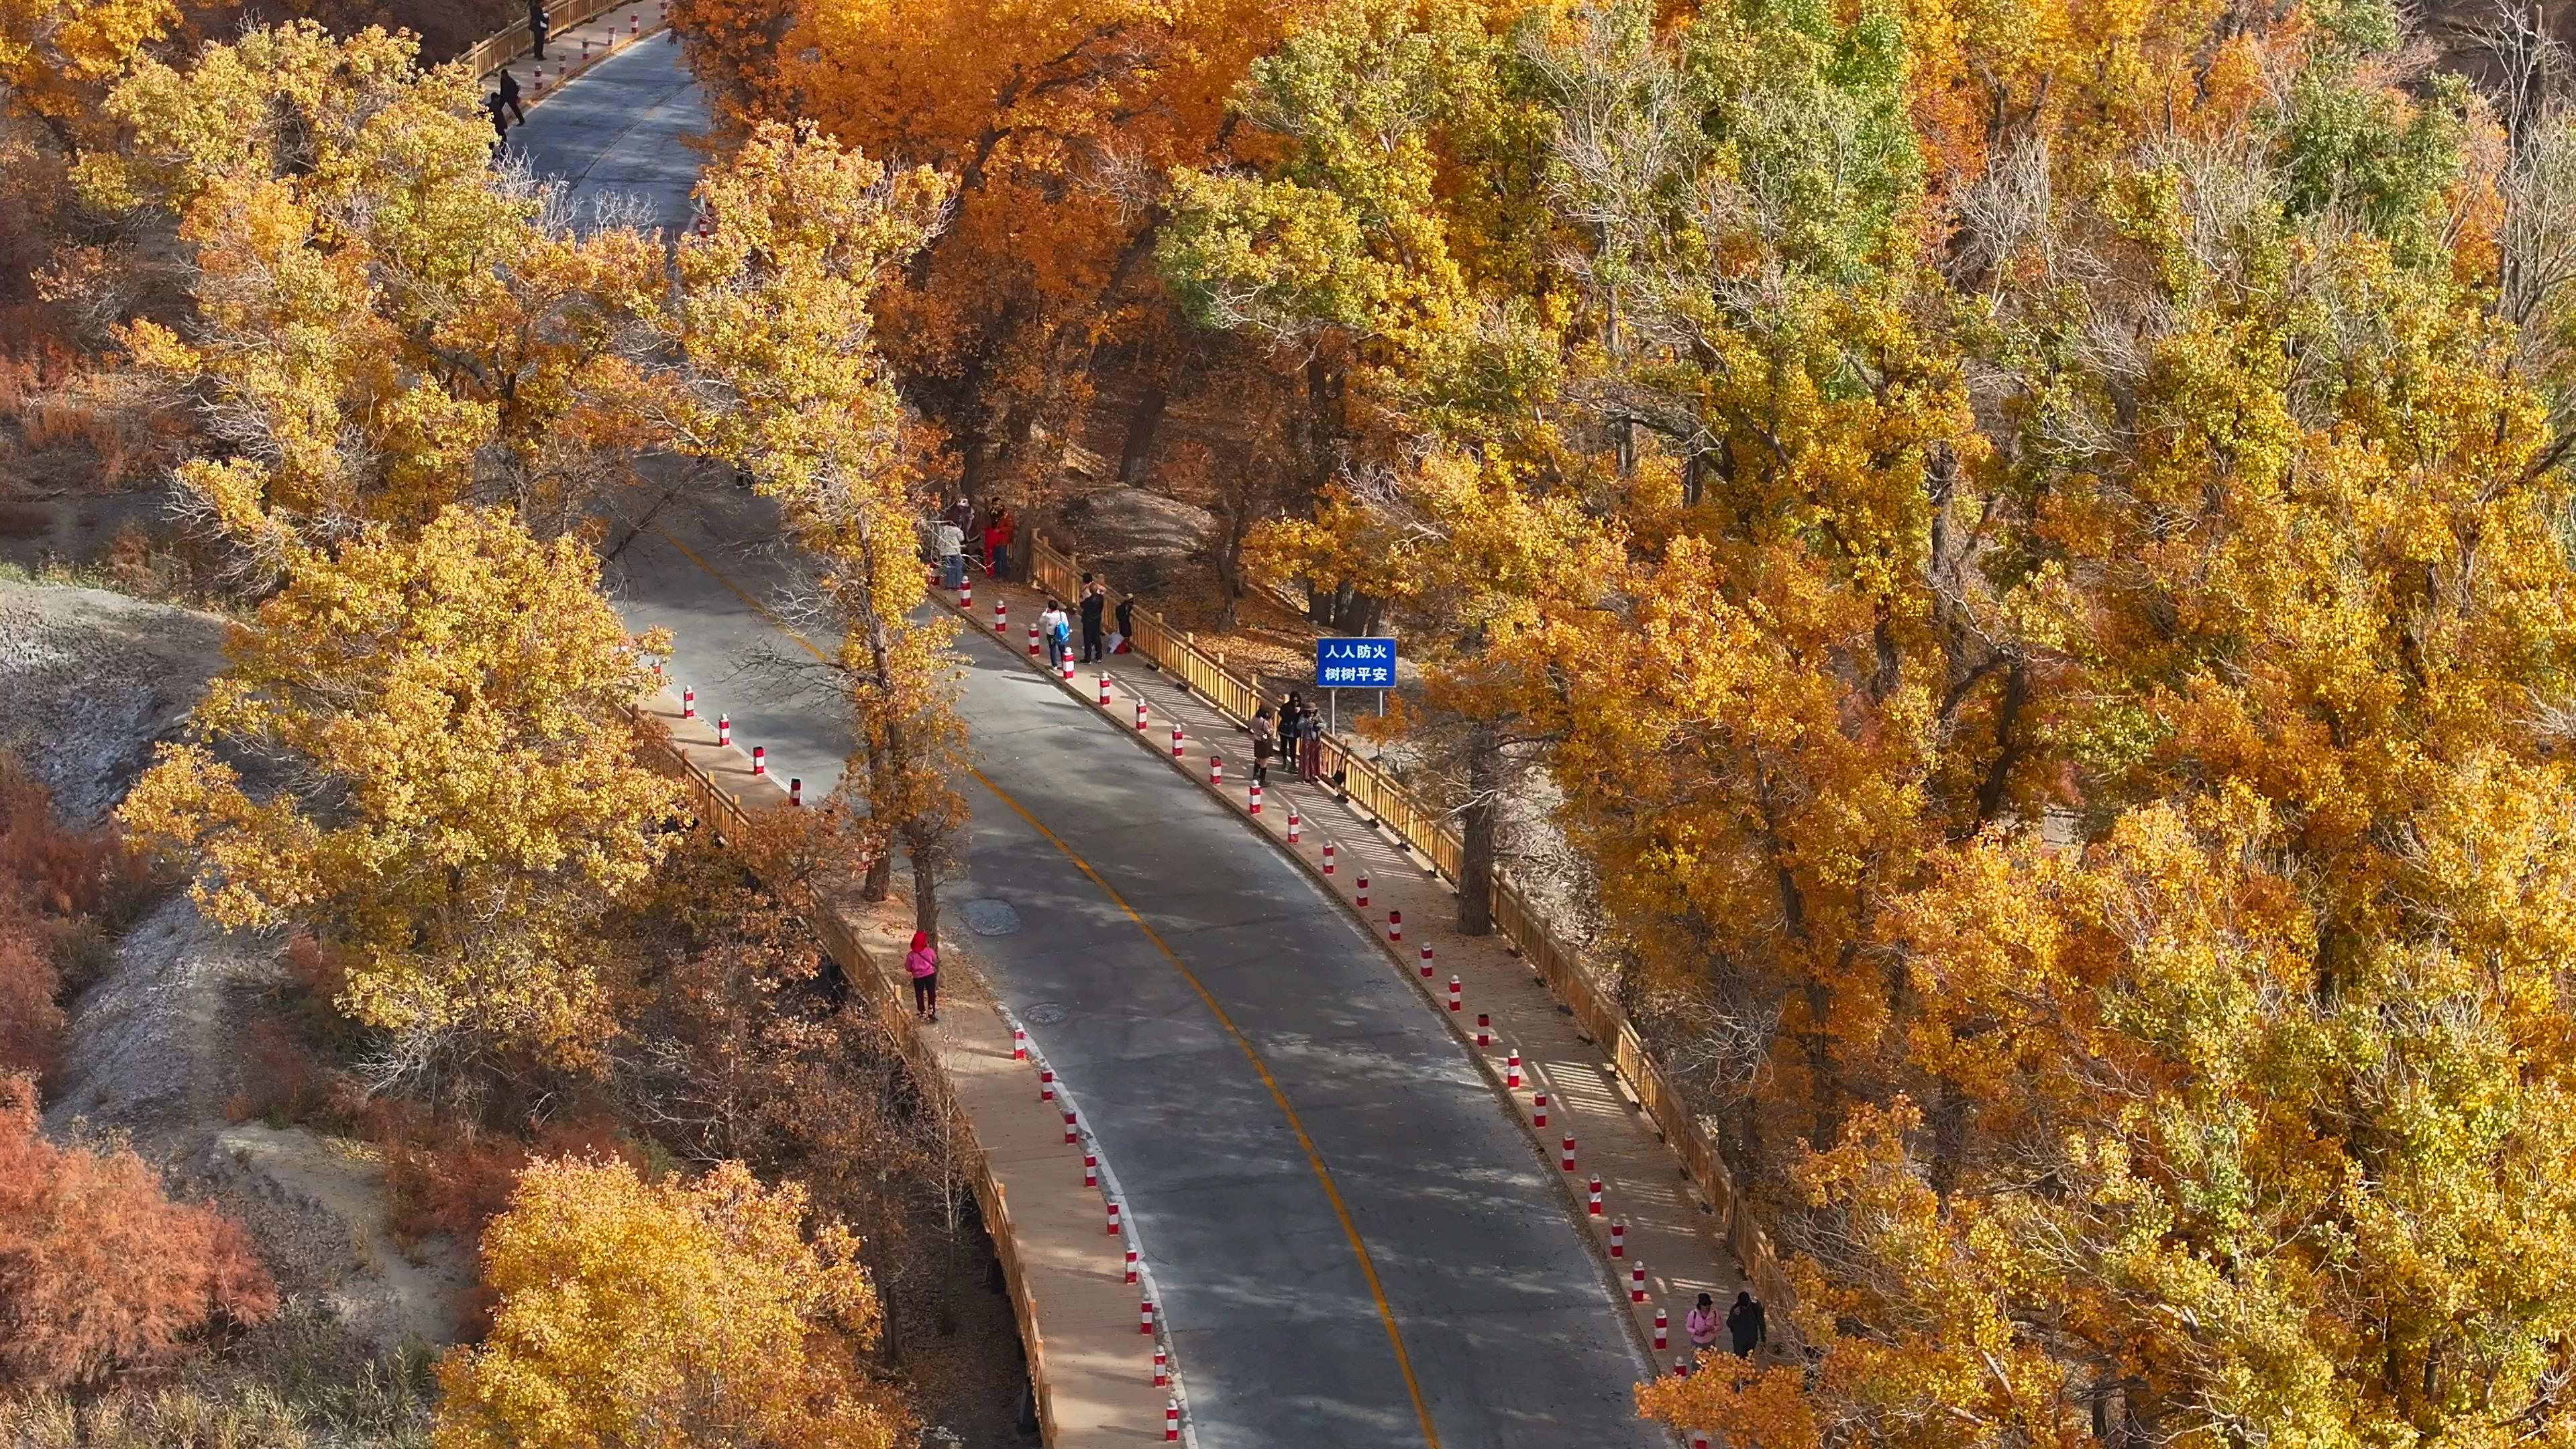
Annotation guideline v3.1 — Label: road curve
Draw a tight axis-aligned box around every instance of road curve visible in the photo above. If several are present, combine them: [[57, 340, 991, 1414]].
[[523, 61, 1661, 1449]]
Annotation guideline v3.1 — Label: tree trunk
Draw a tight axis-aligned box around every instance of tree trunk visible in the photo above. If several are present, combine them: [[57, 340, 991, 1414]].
[[1118, 382, 1167, 486], [1456, 724, 1500, 936], [862, 852, 894, 902], [910, 842, 940, 938]]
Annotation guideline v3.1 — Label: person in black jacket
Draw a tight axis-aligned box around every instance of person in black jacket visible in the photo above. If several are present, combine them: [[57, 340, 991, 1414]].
[[527, 0, 551, 58], [1079, 574, 1108, 663], [1114, 594, 1136, 653], [484, 91, 510, 157], [1725, 1292, 1765, 1358], [496, 67, 525, 124]]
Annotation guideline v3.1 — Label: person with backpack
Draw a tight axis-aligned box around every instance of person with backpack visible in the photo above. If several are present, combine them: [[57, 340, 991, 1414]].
[[1686, 1293, 1721, 1360], [904, 930, 938, 1022], [1039, 600, 1071, 669]]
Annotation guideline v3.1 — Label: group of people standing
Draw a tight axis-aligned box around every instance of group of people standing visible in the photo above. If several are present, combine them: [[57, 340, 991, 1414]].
[[483, 1, 550, 156], [1035, 574, 1131, 669], [1250, 693, 1326, 786], [934, 496, 1018, 588]]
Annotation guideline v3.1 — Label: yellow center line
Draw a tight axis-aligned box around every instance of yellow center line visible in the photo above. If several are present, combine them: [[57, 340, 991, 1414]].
[[647, 523, 1445, 1449]]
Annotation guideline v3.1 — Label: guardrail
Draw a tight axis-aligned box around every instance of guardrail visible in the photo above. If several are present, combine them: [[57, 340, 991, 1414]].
[[636, 710, 1063, 1440], [1023, 533, 1796, 1322], [462, 0, 648, 80]]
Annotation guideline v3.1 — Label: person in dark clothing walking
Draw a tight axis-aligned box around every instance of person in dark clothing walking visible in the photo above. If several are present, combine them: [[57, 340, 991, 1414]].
[[1725, 1291, 1765, 1358], [496, 67, 525, 123], [1114, 594, 1136, 653], [527, 0, 551, 59], [1079, 574, 1108, 663], [484, 91, 510, 156]]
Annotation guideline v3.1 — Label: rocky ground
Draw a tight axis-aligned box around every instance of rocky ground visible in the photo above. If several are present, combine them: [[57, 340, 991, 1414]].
[[3, 580, 474, 1362]]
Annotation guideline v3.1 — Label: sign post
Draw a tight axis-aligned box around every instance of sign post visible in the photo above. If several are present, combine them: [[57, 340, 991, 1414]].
[[1315, 637, 1397, 735]]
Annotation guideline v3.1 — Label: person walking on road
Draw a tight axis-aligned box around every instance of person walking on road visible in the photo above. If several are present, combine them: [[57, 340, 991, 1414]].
[[1686, 1293, 1721, 1361], [1250, 704, 1277, 785], [496, 66, 525, 124], [1726, 1291, 1766, 1358], [1040, 600, 1071, 669], [527, 0, 550, 58], [904, 930, 938, 1022], [934, 516, 966, 589], [1079, 573, 1108, 663]]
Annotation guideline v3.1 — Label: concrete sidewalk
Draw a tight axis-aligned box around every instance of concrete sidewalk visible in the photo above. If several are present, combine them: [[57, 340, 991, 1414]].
[[950, 573, 1748, 1388]]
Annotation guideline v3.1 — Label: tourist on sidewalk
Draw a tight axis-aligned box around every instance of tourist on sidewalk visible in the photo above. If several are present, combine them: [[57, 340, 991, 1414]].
[[1040, 600, 1071, 669], [1297, 704, 1325, 783], [1250, 705, 1277, 784], [904, 930, 938, 1023], [497, 67, 525, 124], [1727, 1291, 1766, 1358], [944, 494, 975, 534], [981, 510, 1008, 578], [934, 517, 966, 589], [527, 0, 550, 58], [485, 91, 510, 156], [1114, 594, 1135, 652], [1686, 1293, 1721, 1362], [1079, 574, 1108, 663]]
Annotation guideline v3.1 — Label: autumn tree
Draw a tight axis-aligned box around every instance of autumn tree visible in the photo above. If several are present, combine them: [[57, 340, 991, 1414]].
[[667, 121, 970, 935], [81, 22, 668, 575], [121, 505, 680, 1067], [0, 0, 172, 135], [434, 1155, 902, 1449], [0, 1073, 278, 1388]]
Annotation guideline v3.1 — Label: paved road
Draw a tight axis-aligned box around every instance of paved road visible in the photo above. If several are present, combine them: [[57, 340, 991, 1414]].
[[535, 57, 1660, 1449], [508, 32, 706, 231]]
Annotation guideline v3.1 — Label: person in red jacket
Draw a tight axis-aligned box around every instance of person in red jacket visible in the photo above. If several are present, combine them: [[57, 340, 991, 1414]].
[[904, 930, 938, 1022]]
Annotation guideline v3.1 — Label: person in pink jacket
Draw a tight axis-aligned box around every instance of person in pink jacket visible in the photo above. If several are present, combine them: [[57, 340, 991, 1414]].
[[905, 930, 938, 1022]]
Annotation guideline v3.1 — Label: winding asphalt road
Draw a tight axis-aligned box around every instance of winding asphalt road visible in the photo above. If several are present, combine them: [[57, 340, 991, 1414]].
[[523, 47, 1659, 1449]]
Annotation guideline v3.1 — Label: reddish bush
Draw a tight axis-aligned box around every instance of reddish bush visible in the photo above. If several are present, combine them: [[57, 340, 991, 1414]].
[[0, 1073, 278, 1388], [0, 924, 63, 1079], [0, 756, 156, 1078], [368, 1097, 635, 1248]]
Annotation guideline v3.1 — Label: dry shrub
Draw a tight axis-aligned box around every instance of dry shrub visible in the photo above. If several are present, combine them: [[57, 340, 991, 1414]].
[[19, 394, 93, 453], [0, 335, 75, 417], [0, 1073, 280, 1389], [366, 1099, 635, 1250], [0, 757, 156, 1078], [0, 923, 64, 1080]]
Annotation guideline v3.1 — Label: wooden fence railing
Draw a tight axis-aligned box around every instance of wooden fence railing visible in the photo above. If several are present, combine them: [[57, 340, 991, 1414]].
[[637, 713, 1061, 1439], [1024, 535, 1797, 1322], [462, 0, 647, 80]]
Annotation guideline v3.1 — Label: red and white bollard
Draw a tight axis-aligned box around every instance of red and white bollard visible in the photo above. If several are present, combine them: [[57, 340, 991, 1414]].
[[1474, 1012, 1490, 1048], [1152, 1348, 1168, 1387], [1107, 1200, 1122, 1236], [1210, 756, 1223, 787], [789, 777, 803, 807], [1136, 696, 1150, 731], [994, 598, 1007, 632], [1609, 1221, 1626, 1258], [1124, 1248, 1139, 1283], [1060, 650, 1075, 682], [1248, 781, 1263, 815], [1287, 808, 1300, 843], [1631, 1263, 1648, 1303], [1165, 1399, 1181, 1442], [716, 714, 731, 747], [750, 745, 766, 776], [1138, 1297, 1153, 1333], [1561, 1134, 1576, 1171], [1448, 976, 1462, 1013], [582, 36, 591, 58], [1028, 623, 1040, 656], [1356, 873, 1369, 906], [1507, 1051, 1521, 1089], [682, 686, 696, 719], [1420, 943, 1435, 979], [1694, 1434, 1713, 1448], [1387, 909, 1402, 942], [1012, 1027, 1028, 1060], [1039, 1067, 1055, 1102], [1534, 1092, 1548, 1128], [1671, 1354, 1688, 1378], [1322, 841, 1336, 875], [1083, 1150, 1098, 1188], [1588, 1177, 1604, 1216], [1171, 725, 1185, 758], [630, 11, 639, 34], [1654, 1309, 1668, 1350], [1063, 1108, 1078, 1145], [959, 578, 972, 609], [1099, 674, 1113, 706]]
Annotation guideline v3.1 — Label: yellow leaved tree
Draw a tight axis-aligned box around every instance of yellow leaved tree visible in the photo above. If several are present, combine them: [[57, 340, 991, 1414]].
[[669, 121, 971, 934], [120, 506, 679, 1067], [435, 1156, 902, 1449]]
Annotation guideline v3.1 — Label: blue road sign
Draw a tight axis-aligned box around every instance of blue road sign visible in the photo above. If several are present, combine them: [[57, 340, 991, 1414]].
[[1315, 636, 1397, 688]]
